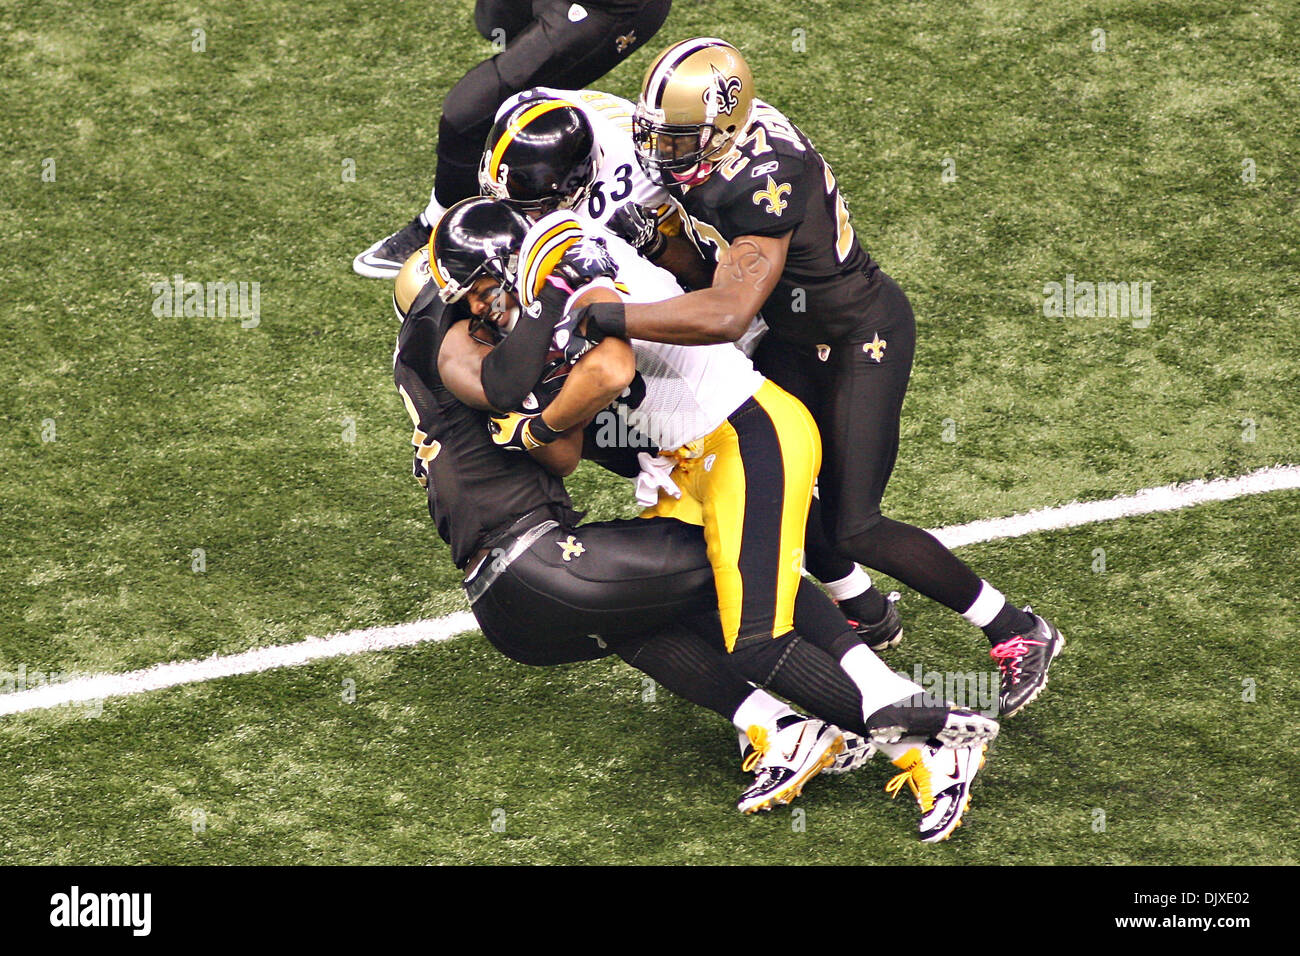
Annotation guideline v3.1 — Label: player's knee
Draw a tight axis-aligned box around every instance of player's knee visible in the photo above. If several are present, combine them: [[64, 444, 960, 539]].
[[441, 64, 510, 134], [834, 515, 886, 564]]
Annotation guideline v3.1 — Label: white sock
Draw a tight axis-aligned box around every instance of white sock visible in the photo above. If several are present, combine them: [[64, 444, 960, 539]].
[[840, 644, 924, 721], [731, 689, 797, 735], [420, 191, 446, 229], [822, 565, 872, 601], [877, 741, 920, 763], [962, 580, 1006, 628]]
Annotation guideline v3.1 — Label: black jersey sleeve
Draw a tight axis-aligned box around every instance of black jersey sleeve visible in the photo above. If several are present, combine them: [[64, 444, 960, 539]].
[[707, 147, 810, 240]]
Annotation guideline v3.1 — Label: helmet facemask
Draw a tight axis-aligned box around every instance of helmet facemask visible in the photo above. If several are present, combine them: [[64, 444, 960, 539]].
[[632, 107, 726, 187]]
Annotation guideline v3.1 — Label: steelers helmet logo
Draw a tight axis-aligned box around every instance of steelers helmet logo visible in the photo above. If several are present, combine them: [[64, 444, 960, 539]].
[[705, 65, 743, 115]]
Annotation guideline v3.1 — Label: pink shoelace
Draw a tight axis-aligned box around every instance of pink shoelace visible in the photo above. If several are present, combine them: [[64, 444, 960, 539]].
[[990, 637, 1046, 682]]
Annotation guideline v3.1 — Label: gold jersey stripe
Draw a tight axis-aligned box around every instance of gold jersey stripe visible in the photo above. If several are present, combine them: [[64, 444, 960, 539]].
[[520, 215, 584, 303]]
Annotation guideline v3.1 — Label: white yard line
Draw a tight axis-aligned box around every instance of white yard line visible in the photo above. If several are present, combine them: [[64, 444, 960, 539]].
[[931, 464, 1300, 549], [4, 465, 1297, 717]]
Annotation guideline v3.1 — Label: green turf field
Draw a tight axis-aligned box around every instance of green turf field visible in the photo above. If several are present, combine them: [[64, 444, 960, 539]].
[[1, 0, 1297, 864]]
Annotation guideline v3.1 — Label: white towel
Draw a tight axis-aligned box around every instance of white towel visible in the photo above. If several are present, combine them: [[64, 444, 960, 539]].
[[634, 452, 682, 508]]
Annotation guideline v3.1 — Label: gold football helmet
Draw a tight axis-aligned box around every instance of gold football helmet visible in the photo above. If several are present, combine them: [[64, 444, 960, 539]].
[[633, 37, 754, 187]]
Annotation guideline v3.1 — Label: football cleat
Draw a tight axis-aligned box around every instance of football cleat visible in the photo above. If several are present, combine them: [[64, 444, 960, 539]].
[[737, 719, 844, 814], [865, 704, 999, 748], [886, 742, 988, 843], [822, 729, 875, 774], [353, 215, 433, 278], [838, 590, 903, 652], [990, 608, 1065, 717]]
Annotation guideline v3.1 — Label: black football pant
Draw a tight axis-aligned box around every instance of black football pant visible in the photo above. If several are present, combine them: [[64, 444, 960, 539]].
[[434, 0, 673, 207], [467, 515, 891, 738], [752, 272, 985, 615]]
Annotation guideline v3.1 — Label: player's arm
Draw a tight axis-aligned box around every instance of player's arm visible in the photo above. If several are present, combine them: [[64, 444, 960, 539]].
[[485, 286, 635, 468], [438, 321, 587, 477], [521, 312, 633, 478], [437, 319, 496, 411], [655, 232, 715, 291], [577, 232, 792, 345], [537, 286, 636, 430], [529, 425, 584, 477]]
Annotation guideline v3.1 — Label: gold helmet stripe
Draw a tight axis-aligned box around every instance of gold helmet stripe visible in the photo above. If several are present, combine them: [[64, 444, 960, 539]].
[[427, 223, 450, 291], [518, 212, 585, 306], [486, 99, 575, 185], [644, 36, 731, 111]]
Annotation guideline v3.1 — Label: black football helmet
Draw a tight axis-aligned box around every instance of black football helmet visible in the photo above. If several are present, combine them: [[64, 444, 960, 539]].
[[430, 198, 531, 343], [478, 95, 601, 215], [430, 198, 530, 302]]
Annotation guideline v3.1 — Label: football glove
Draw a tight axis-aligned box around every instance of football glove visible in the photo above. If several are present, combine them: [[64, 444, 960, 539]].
[[488, 409, 561, 452], [605, 203, 667, 260], [551, 235, 619, 289]]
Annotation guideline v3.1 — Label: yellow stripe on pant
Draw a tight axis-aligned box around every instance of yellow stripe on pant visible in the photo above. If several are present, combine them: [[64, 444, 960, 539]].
[[641, 380, 821, 651]]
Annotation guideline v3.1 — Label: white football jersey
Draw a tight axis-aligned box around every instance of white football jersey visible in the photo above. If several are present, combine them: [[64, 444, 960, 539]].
[[560, 216, 764, 453], [495, 87, 670, 228]]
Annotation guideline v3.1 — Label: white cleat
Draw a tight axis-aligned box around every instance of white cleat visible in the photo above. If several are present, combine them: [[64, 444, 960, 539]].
[[737, 719, 844, 814], [886, 742, 988, 843], [933, 708, 1000, 748]]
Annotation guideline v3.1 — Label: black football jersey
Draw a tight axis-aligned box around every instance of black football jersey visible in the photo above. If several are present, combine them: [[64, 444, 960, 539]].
[[672, 100, 883, 346], [393, 291, 581, 569]]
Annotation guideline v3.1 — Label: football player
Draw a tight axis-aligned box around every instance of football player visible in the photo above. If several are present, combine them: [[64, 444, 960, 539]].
[[569, 37, 1065, 719], [352, 0, 672, 278], [472, 88, 906, 652], [424, 197, 1000, 840]]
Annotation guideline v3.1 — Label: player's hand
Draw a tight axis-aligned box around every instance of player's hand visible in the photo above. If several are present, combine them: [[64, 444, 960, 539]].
[[487, 410, 559, 452], [551, 236, 618, 288], [547, 304, 599, 365], [605, 203, 666, 258]]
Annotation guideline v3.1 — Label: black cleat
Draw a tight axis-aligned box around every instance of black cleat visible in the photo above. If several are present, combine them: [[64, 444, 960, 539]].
[[865, 703, 1000, 748], [839, 590, 903, 652], [353, 215, 432, 278], [990, 608, 1065, 717]]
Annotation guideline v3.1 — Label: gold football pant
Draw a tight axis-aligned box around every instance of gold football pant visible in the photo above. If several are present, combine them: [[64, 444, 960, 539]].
[[641, 381, 821, 651]]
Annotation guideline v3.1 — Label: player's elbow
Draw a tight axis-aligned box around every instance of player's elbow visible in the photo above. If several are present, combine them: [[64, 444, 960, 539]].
[[715, 310, 751, 343], [482, 379, 527, 416], [584, 340, 637, 398]]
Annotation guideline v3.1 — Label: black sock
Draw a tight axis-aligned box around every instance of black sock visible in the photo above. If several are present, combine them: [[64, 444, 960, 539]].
[[836, 587, 889, 626], [792, 577, 864, 660], [729, 632, 868, 737], [840, 516, 982, 614], [616, 624, 752, 722], [982, 602, 1036, 645], [803, 494, 859, 583]]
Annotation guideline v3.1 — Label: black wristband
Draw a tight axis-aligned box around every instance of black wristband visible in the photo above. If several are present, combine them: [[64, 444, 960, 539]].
[[642, 230, 668, 262], [529, 413, 561, 445], [589, 301, 627, 340]]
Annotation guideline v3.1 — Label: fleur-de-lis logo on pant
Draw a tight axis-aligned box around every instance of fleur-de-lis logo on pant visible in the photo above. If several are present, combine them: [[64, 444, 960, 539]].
[[558, 535, 586, 561], [862, 334, 887, 362]]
